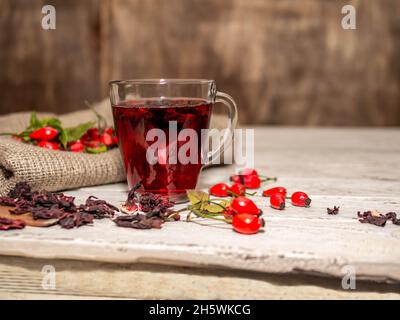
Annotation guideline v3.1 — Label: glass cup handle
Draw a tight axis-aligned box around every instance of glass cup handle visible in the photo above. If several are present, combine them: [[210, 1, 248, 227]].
[[205, 91, 238, 166]]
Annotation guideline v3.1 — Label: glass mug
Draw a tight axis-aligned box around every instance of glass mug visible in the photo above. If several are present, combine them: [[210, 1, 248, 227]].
[[109, 79, 237, 202]]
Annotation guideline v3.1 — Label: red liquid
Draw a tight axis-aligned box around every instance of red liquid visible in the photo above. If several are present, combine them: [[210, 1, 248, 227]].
[[112, 99, 213, 201]]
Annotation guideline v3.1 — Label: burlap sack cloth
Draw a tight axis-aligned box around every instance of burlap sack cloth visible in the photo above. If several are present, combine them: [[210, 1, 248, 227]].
[[0, 100, 229, 196], [0, 100, 125, 196]]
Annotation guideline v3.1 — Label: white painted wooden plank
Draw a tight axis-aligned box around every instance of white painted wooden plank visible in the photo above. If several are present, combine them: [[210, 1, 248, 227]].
[[0, 128, 399, 283]]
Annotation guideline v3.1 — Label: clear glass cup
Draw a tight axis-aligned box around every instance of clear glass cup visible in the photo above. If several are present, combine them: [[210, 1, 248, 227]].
[[109, 79, 237, 202]]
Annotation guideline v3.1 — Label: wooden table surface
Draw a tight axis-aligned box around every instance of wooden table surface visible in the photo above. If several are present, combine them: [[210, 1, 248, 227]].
[[1, 127, 399, 299]]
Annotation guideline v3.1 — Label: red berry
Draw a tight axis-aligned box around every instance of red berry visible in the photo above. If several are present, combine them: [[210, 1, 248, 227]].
[[229, 183, 246, 196], [87, 128, 99, 140], [243, 175, 261, 189], [230, 196, 261, 215], [70, 141, 84, 152], [113, 135, 119, 145], [291, 191, 312, 207], [270, 193, 285, 210], [105, 127, 114, 135], [223, 206, 236, 216], [37, 140, 59, 150], [81, 133, 89, 142], [29, 127, 58, 141], [209, 183, 229, 197], [239, 168, 258, 176], [230, 175, 243, 184], [232, 213, 264, 235], [99, 132, 114, 146], [263, 187, 287, 197]]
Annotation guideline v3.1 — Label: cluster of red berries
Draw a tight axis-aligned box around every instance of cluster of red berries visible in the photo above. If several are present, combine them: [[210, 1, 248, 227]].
[[230, 168, 276, 189], [210, 168, 277, 197], [76, 127, 118, 153], [263, 187, 311, 210], [22, 126, 118, 152], [207, 168, 312, 234]]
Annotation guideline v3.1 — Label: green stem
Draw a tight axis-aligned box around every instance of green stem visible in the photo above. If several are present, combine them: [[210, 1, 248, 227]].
[[227, 190, 239, 197], [208, 200, 228, 211], [246, 191, 257, 196], [260, 177, 278, 182], [190, 208, 231, 224]]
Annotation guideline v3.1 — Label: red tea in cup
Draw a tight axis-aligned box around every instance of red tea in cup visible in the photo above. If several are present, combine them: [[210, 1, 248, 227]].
[[112, 98, 212, 200], [109, 79, 237, 202]]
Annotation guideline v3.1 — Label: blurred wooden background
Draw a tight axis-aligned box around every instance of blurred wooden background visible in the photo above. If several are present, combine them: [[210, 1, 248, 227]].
[[0, 0, 399, 126]]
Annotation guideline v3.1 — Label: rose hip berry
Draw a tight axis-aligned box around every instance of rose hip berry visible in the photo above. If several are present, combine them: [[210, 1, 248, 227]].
[[232, 213, 264, 235], [29, 127, 58, 141], [87, 127, 100, 140], [70, 141, 84, 152], [239, 168, 258, 176], [209, 183, 229, 197], [230, 175, 243, 184], [243, 175, 261, 189], [230, 196, 261, 215], [223, 205, 236, 216], [100, 132, 114, 146], [291, 191, 312, 207], [38, 140, 59, 150], [105, 127, 114, 135], [270, 193, 285, 210], [229, 183, 246, 196], [263, 186, 287, 197]]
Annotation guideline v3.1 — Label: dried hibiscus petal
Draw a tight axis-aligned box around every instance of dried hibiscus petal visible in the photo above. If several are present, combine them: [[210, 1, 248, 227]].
[[0, 197, 17, 207], [59, 212, 94, 229], [3, 182, 119, 229], [0, 217, 26, 230], [358, 211, 388, 227], [327, 206, 340, 215], [7, 182, 32, 200], [31, 206, 64, 220], [386, 212, 400, 225], [78, 196, 119, 219], [139, 192, 174, 213], [113, 214, 165, 230]]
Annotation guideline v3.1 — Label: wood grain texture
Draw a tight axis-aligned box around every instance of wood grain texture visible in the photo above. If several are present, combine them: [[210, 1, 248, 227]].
[[0, 128, 400, 300], [0, 256, 399, 299], [102, 0, 400, 126], [1, 0, 400, 126], [0, 0, 101, 114]]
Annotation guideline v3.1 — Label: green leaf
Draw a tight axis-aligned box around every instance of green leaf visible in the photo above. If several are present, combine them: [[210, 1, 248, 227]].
[[86, 145, 108, 154], [203, 204, 225, 213], [41, 118, 62, 128], [65, 121, 96, 142], [58, 128, 68, 149], [186, 190, 209, 210], [27, 113, 62, 132], [29, 112, 42, 130]]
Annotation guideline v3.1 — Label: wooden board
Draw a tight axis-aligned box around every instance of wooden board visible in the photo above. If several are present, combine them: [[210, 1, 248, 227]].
[[0, 256, 399, 299], [0, 128, 399, 294], [0, 206, 58, 227]]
